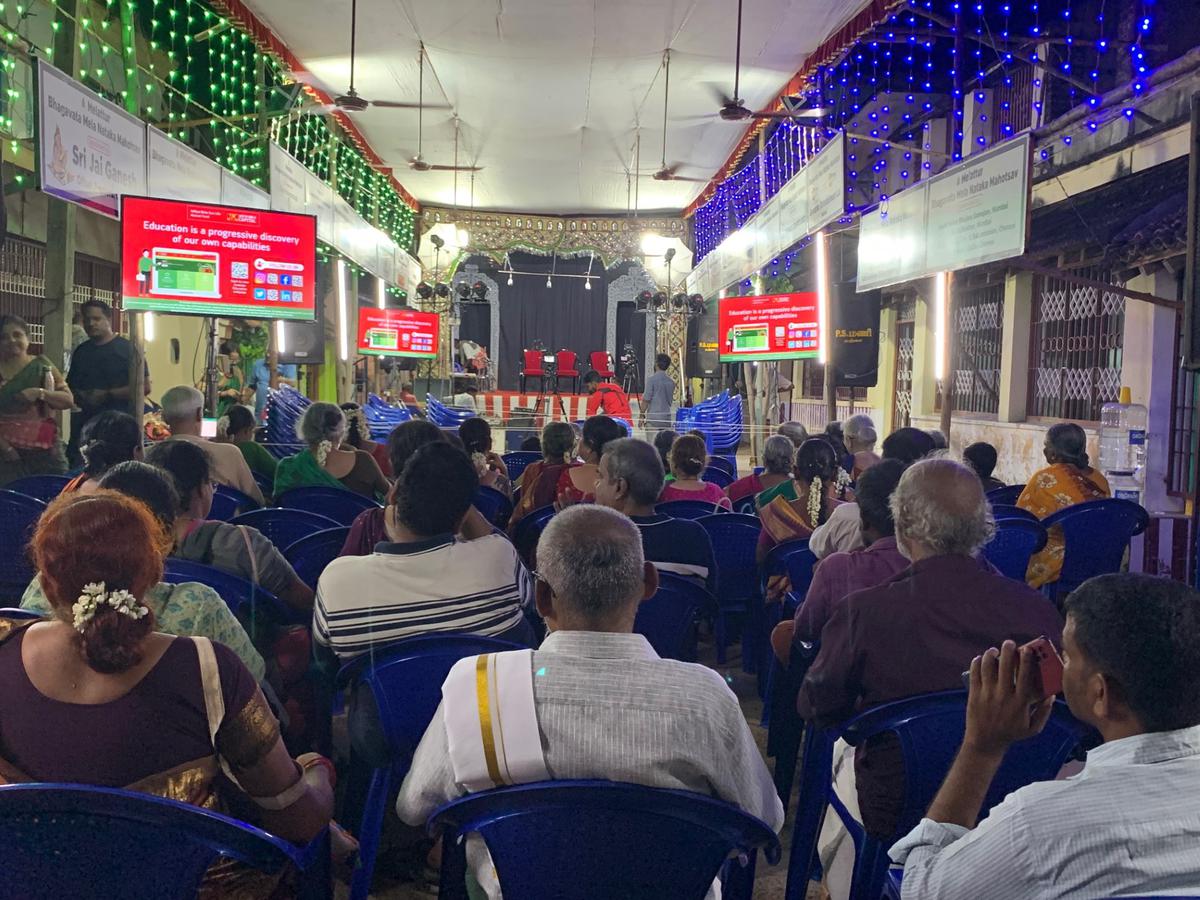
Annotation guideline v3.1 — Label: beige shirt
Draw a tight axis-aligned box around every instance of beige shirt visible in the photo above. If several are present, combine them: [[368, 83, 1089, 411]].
[[172, 433, 265, 505]]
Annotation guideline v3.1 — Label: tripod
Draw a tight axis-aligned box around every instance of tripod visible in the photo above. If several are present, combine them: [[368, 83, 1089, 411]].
[[621, 357, 641, 397], [533, 372, 567, 421]]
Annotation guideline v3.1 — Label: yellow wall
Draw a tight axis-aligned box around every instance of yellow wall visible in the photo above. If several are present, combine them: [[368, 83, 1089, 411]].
[[139, 313, 209, 403]]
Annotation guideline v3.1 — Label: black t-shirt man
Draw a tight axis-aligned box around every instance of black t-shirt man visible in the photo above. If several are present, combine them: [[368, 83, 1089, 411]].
[[66, 302, 150, 457]]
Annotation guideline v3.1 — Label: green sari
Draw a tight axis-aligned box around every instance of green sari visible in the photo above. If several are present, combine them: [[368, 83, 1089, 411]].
[[0, 356, 67, 487], [273, 447, 347, 497]]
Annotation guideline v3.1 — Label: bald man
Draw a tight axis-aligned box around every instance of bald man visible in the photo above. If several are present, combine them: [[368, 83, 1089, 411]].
[[799, 458, 1063, 840]]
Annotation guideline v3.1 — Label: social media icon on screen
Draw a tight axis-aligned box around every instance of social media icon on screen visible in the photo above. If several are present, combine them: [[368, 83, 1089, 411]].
[[292, 275, 304, 287], [254, 289, 267, 300], [254, 273, 266, 284], [267, 274, 279, 285], [280, 291, 291, 302], [281, 275, 292, 286], [267, 290, 279, 301]]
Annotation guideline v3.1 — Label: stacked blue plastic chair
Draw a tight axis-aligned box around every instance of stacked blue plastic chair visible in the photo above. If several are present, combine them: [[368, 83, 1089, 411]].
[[677, 391, 744, 456], [633, 571, 717, 662], [363, 393, 412, 441], [425, 395, 477, 428], [264, 385, 309, 459], [429, 781, 781, 900], [0, 491, 45, 601], [5, 474, 70, 503], [285, 527, 352, 590]]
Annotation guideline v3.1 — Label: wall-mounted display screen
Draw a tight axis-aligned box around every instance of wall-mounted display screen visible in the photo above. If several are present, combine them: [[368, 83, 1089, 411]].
[[717, 292, 820, 362], [357, 308, 439, 359]]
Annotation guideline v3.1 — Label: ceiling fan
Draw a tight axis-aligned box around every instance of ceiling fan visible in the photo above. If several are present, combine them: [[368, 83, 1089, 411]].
[[291, 0, 451, 113], [407, 48, 481, 172], [711, 0, 829, 123], [638, 51, 709, 183]]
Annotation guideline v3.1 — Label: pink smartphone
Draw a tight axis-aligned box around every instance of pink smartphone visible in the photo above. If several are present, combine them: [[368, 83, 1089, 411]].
[[1021, 636, 1064, 698]]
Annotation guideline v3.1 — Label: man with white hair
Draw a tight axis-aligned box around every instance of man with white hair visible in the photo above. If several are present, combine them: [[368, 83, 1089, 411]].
[[799, 458, 1062, 840], [843, 413, 880, 478], [397, 505, 782, 896], [160, 385, 263, 505]]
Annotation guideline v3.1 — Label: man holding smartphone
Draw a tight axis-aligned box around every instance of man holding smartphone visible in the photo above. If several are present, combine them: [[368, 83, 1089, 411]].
[[892, 573, 1200, 899]]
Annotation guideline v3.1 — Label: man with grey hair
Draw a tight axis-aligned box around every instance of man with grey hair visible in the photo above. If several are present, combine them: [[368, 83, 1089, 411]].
[[778, 420, 809, 447], [160, 385, 263, 504], [594, 437, 717, 593], [843, 413, 881, 477], [798, 458, 1063, 841], [397, 506, 782, 896]]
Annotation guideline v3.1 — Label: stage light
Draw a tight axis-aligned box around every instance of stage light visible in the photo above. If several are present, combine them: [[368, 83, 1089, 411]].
[[636, 289, 653, 311], [457, 282, 472, 300], [416, 281, 433, 300], [472, 281, 487, 300], [435, 282, 451, 299], [336, 258, 350, 362], [663, 247, 676, 264], [688, 294, 706, 315], [671, 292, 688, 311], [429, 233, 445, 250], [142, 312, 155, 342], [507, 273, 514, 286], [652, 291, 668, 310], [641, 232, 668, 256]]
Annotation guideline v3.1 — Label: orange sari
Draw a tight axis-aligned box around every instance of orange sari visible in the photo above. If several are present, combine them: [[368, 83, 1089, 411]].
[[759, 492, 843, 601], [1017, 463, 1111, 588]]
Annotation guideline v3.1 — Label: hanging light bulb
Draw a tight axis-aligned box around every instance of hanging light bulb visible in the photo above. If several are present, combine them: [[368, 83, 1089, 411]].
[[546, 275, 553, 288], [584, 278, 592, 291], [507, 273, 514, 286]]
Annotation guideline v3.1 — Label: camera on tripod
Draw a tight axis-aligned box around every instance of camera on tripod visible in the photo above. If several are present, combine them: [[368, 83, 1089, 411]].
[[619, 344, 638, 369]]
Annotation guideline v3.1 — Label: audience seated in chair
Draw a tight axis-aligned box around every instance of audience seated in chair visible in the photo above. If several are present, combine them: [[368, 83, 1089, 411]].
[[316, 442, 534, 663], [594, 437, 717, 595], [61, 411, 142, 495], [659, 434, 733, 511], [808, 427, 937, 559], [0, 490, 333, 893], [1017, 422, 1111, 588], [892, 573, 1200, 899], [395, 505, 783, 899], [799, 458, 1063, 894], [843, 414, 881, 480], [160, 385, 264, 506], [340, 402, 393, 478], [460, 417, 511, 498], [274, 402, 388, 501], [144, 439, 314, 614], [20, 461, 264, 681], [653, 429, 678, 481], [216, 403, 277, 485], [963, 441, 1006, 494], [726, 434, 794, 508]]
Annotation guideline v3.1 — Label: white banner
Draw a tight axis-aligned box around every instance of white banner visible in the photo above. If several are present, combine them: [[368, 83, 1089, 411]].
[[856, 183, 929, 292], [38, 59, 146, 218], [807, 131, 846, 232], [775, 166, 810, 248], [146, 126, 221, 204], [925, 134, 1030, 273], [396, 248, 423, 293], [220, 169, 270, 210], [304, 170, 334, 244], [332, 194, 362, 263], [268, 143, 308, 216]]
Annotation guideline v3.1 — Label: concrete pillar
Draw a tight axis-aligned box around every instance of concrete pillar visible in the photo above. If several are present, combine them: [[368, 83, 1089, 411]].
[[871, 305, 899, 435], [998, 269, 1034, 423]]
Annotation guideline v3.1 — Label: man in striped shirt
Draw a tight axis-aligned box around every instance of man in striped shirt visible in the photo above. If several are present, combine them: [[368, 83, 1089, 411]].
[[314, 442, 535, 661]]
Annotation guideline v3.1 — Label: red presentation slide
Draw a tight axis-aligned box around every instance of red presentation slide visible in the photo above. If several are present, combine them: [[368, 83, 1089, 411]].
[[718, 292, 821, 362], [357, 308, 440, 359], [121, 196, 317, 320]]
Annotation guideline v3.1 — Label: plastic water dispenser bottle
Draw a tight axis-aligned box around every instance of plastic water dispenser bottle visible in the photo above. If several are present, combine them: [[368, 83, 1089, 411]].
[[1099, 386, 1147, 504]]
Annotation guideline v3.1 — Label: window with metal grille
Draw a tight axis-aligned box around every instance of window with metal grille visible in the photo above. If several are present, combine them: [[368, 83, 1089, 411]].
[[948, 280, 1005, 416], [1167, 278, 1194, 498], [892, 298, 916, 429], [1027, 266, 1125, 421]]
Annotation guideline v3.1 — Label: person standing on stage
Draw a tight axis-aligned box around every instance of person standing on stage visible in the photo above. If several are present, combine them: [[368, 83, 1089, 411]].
[[585, 370, 632, 422], [641, 353, 675, 432], [66, 300, 151, 464]]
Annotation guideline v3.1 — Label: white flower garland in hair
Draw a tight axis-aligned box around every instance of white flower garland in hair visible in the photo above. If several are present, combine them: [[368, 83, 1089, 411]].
[[807, 476, 824, 525], [352, 413, 371, 444], [71, 582, 148, 633], [215, 415, 231, 440], [315, 439, 334, 467], [471, 451, 491, 478], [835, 467, 852, 498]]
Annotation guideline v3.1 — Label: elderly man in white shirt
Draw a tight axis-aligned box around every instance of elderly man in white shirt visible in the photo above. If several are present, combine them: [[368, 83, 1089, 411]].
[[891, 573, 1200, 899], [396, 504, 783, 898], [160, 385, 265, 505]]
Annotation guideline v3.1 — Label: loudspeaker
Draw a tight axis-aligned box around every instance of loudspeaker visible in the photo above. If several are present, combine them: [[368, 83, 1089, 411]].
[[830, 282, 881, 388], [277, 319, 324, 365], [686, 312, 720, 378]]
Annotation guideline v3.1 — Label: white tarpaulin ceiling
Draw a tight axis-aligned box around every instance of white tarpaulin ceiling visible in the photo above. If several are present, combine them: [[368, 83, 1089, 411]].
[[241, 0, 865, 214]]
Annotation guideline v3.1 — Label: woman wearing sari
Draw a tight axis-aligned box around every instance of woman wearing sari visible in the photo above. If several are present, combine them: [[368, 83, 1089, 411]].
[[0, 491, 333, 896], [756, 439, 843, 601], [508, 421, 578, 528], [274, 402, 389, 500], [215, 342, 245, 419], [1017, 422, 1110, 588], [0, 315, 74, 487]]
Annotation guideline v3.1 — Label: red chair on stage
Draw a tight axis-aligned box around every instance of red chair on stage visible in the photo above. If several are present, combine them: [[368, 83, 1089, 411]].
[[520, 349, 546, 392], [590, 351, 615, 380], [556, 350, 580, 393]]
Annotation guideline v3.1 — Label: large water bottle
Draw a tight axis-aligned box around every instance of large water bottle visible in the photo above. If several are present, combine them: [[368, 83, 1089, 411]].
[[1099, 386, 1147, 503]]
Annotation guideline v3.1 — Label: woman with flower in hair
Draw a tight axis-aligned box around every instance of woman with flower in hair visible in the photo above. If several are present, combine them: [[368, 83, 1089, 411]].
[[274, 402, 388, 500], [756, 438, 844, 599], [216, 403, 277, 483], [458, 416, 510, 497], [339, 402, 392, 478], [0, 491, 334, 893]]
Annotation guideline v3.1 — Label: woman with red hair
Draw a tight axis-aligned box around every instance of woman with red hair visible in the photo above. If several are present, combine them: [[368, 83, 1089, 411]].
[[0, 491, 334, 894]]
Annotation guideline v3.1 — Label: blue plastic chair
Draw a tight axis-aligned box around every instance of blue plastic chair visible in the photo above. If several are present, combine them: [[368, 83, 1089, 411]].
[[656, 499, 729, 520], [0, 490, 46, 601], [986, 484, 1024, 505], [702, 466, 735, 489], [474, 485, 514, 529], [230, 508, 341, 554], [991, 503, 1037, 522], [4, 474, 70, 503], [0, 607, 42, 620], [698, 513, 762, 665], [750, 539, 812, 683], [162, 559, 296, 624], [984, 518, 1049, 581], [733, 494, 759, 516], [209, 484, 261, 521], [284, 527, 351, 590], [634, 571, 718, 662], [277, 487, 381, 527], [429, 780, 782, 900], [502, 451, 542, 485], [1042, 498, 1150, 602], [336, 633, 525, 900], [706, 455, 737, 479], [512, 504, 556, 565], [0, 783, 327, 900], [785, 690, 1089, 900]]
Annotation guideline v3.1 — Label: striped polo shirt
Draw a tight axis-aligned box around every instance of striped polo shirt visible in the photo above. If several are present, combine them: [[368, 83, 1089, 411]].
[[314, 533, 528, 661]]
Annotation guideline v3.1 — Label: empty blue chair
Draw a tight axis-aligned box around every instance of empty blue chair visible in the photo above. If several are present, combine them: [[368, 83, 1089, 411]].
[[986, 484, 1024, 505], [336, 633, 525, 900], [277, 487, 381, 526], [786, 690, 1089, 900], [0, 783, 326, 900], [473, 485, 514, 529], [230, 508, 341, 554], [0, 491, 45, 601], [5, 474, 70, 503], [702, 466, 735, 489], [656, 499, 728, 520], [991, 503, 1037, 522], [634, 571, 718, 662], [209, 484, 261, 522], [984, 518, 1049, 581], [429, 780, 781, 900], [502, 451, 542, 485], [162, 559, 296, 625], [1043, 498, 1149, 602], [698, 513, 762, 664], [284, 526, 351, 590], [512, 505, 556, 565]]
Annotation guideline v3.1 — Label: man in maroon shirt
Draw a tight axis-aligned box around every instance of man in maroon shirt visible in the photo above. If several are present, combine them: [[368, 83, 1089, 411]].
[[798, 458, 1063, 839], [584, 370, 632, 422]]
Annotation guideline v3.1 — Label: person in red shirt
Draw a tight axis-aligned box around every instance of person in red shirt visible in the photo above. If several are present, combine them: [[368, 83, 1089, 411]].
[[584, 370, 632, 422]]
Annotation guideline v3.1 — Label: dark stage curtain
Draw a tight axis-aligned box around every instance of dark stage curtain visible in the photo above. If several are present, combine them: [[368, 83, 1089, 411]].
[[457, 302, 491, 354], [613, 302, 647, 392]]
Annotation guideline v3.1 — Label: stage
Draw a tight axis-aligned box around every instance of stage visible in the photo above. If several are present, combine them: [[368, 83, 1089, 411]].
[[472, 390, 643, 424]]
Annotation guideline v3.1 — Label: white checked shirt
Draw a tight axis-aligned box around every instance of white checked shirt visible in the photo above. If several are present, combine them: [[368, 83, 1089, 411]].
[[891, 725, 1200, 899]]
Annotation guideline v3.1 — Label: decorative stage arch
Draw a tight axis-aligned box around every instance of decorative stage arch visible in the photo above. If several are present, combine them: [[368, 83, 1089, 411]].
[[450, 263, 502, 383], [606, 264, 657, 385]]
